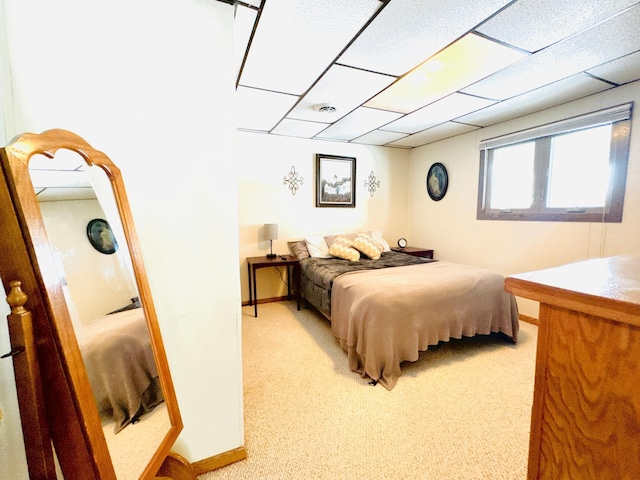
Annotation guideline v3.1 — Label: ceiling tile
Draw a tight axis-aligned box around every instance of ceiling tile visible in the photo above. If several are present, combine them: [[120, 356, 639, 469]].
[[381, 93, 495, 134], [287, 65, 396, 123], [236, 86, 299, 132], [476, 0, 639, 53], [315, 107, 403, 142], [271, 118, 329, 138], [239, 0, 381, 95], [30, 170, 91, 189], [36, 187, 96, 202], [29, 151, 85, 170], [458, 74, 614, 127], [389, 122, 480, 148], [365, 33, 527, 114], [587, 50, 640, 85], [463, 4, 640, 100], [352, 129, 409, 146], [338, 0, 513, 76]]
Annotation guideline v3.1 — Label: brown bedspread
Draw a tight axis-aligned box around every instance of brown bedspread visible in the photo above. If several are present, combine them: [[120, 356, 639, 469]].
[[331, 261, 519, 390], [77, 308, 163, 433]]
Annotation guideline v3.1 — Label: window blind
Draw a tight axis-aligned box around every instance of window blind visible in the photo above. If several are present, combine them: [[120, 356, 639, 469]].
[[479, 102, 633, 150]]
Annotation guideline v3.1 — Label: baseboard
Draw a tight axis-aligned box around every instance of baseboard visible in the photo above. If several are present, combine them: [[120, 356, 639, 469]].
[[191, 446, 247, 475], [519, 314, 538, 326], [242, 295, 291, 307]]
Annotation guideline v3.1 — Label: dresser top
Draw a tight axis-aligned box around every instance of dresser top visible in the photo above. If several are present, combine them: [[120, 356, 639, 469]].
[[505, 255, 640, 325]]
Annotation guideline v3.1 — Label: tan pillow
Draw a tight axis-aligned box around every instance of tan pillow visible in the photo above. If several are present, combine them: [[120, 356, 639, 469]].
[[329, 236, 360, 262], [352, 233, 383, 260], [288, 240, 310, 260]]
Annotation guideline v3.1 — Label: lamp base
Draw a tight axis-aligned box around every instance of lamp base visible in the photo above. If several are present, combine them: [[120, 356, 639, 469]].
[[266, 253, 277, 259]]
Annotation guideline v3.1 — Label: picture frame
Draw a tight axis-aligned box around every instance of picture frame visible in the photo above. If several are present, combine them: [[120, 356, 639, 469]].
[[315, 154, 356, 208], [86, 218, 119, 254], [426, 162, 448, 201]]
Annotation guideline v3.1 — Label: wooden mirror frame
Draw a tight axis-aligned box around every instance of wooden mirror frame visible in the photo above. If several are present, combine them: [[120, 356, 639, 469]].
[[0, 129, 182, 479]]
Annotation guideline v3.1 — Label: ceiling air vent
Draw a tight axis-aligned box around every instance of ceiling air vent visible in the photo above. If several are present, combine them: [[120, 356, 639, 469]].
[[314, 103, 337, 113]]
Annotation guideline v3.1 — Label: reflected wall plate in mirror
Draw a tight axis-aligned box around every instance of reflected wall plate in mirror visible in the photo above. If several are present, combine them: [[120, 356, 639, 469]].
[[426, 162, 448, 201], [87, 218, 118, 254]]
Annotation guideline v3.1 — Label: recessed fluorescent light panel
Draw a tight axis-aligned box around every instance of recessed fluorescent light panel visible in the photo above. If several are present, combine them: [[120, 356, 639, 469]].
[[366, 33, 527, 114]]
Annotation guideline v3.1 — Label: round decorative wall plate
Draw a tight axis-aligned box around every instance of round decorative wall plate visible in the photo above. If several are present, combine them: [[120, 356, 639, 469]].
[[87, 218, 118, 254], [426, 162, 448, 201]]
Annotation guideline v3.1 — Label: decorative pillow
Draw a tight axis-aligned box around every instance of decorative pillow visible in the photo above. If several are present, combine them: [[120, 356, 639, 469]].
[[305, 235, 331, 258], [288, 240, 310, 260], [329, 236, 360, 262], [352, 233, 383, 260], [324, 232, 357, 248]]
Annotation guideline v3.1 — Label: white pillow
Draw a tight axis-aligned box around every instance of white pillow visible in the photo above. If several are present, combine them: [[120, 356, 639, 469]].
[[371, 230, 391, 252], [305, 235, 331, 258]]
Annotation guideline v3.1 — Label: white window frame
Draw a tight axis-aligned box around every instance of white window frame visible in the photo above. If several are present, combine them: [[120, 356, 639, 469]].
[[477, 103, 633, 223]]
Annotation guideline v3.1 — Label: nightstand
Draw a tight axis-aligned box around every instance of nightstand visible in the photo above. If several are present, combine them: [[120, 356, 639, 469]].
[[247, 254, 300, 317], [391, 247, 434, 259]]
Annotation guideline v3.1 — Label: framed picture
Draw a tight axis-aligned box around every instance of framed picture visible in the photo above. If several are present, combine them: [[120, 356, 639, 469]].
[[86, 218, 118, 254], [315, 154, 356, 208], [426, 162, 448, 201]]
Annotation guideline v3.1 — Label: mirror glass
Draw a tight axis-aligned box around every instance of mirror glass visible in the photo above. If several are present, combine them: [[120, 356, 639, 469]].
[[28, 148, 172, 479]]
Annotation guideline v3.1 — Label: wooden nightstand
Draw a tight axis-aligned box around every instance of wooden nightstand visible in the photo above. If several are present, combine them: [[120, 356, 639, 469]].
[[246, 254, 300, 317], [391, 247, 434, 259]]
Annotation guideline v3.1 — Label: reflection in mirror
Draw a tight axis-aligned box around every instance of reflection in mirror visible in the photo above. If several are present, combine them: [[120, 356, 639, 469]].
[[28, 148, 171, 479]]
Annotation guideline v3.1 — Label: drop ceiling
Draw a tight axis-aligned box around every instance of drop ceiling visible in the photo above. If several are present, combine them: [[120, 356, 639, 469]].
[[235, 0, 640, 148]]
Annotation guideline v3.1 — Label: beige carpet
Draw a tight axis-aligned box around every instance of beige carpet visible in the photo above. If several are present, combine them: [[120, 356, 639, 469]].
[[201, 301, 537, 480]]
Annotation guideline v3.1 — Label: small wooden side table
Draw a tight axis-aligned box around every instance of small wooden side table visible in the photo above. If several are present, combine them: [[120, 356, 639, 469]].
[[247, 255, 300, 317], [391, 246, 434, 259]]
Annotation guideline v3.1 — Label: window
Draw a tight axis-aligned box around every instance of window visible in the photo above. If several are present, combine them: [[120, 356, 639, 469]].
[[477, 103, 632, 222]]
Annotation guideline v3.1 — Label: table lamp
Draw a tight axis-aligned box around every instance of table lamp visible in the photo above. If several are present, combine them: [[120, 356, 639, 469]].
[[264, 223, 278, 259]]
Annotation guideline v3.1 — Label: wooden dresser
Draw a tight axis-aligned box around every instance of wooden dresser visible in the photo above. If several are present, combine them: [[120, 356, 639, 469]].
[[505, 255, 640, 480]]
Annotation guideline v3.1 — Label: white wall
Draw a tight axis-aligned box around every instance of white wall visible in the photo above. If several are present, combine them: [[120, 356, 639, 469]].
[[236, 132, 411, 302], [408, 81, 640, 317], [1, 0, 242, 476]]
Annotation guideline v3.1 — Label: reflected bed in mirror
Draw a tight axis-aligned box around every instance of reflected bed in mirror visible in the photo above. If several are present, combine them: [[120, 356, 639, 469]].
[[0, 129, 182, 479]]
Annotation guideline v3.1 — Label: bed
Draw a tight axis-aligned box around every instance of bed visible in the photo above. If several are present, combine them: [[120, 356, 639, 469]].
[[75, 306, 164, 433], [293, 233, 519, 390]]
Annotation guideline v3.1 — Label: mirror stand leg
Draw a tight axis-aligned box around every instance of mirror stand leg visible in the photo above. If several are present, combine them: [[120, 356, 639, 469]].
[[155, 452, 196, 480], [4, 280, 57, 479]]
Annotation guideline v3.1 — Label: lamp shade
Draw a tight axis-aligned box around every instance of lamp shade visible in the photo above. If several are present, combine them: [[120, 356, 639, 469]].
[[264, 223, 278, 241]]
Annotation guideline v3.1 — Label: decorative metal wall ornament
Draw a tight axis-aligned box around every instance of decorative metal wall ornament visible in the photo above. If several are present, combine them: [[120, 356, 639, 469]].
[[364, 170, 380, 197], [283, 165, 303, 195]]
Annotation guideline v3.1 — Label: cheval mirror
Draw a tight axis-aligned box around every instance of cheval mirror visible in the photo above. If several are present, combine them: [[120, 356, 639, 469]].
[[0, 129, 182, 479]]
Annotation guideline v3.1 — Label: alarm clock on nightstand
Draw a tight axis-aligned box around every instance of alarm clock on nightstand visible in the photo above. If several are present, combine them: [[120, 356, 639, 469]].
[[397, 238, 407, 249]]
